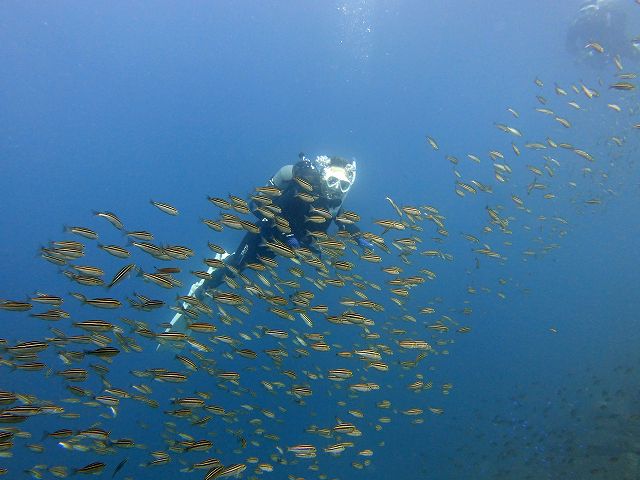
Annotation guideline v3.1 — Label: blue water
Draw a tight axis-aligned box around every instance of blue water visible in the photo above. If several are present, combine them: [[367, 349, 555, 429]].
[[2, 1, 640, 479]]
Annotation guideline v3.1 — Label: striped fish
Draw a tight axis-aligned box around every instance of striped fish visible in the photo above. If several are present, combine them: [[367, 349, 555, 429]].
[[74, 461, 106, 475], [93, 210, 124, 229], [98, 244, 131, 258], [108, 263, 136, 288], [64, 226, 98, 239], [150, 200, 179, 215]]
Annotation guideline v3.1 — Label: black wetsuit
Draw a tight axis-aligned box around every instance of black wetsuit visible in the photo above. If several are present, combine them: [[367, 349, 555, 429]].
[[201, 158, 360, 291]]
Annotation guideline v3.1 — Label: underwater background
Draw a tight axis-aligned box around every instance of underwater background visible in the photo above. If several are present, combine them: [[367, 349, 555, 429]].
[[1, 1, 640, 479]]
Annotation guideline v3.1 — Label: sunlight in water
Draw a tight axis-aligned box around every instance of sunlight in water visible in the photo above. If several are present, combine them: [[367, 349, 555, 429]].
[[336, 0, 375, 63]]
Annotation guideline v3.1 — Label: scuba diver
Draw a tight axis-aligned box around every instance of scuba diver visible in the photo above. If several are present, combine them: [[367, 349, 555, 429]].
[[166, 153, 373, 333], [566, 0, 640, 69]]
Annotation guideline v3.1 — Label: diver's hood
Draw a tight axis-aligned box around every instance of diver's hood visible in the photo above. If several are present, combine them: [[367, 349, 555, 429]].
[[312, 155, 357, 201]]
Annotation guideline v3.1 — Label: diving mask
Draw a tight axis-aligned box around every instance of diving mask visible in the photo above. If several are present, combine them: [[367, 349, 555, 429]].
[[313, 156, 357, 199], [324, 166, 353, 193]]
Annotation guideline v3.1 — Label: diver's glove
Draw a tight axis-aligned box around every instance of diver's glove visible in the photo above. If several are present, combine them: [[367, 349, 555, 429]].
[[284, 233, 301, 249], [356, 237, 374, 250]]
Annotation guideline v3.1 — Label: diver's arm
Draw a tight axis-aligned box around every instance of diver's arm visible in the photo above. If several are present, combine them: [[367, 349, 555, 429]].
[[250, 165, 294, 221], [338, 219, 361, 236], [333, 206, 374, 250], [334, 206, 361, 235], [270, 165, 295, 189]]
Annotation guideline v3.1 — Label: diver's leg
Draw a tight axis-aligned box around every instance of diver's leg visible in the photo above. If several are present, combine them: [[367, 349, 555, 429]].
[[163, 241, 243, 336], [198, 232, 261, 298], [162, 233, 264, 340], [195, 253, 237, 300], [233, 232, 263, 269], [162, 253, 230, 337]]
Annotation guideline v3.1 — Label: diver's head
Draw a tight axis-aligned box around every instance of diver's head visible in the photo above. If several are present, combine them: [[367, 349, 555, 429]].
[[312, 155, 357, 201]]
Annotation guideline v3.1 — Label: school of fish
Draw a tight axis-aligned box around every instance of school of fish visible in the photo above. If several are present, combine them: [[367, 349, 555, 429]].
[[1, 45, 638, 480]]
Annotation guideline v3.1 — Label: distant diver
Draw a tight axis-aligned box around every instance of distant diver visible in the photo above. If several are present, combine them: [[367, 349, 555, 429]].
[[566, 0, 640, 69]]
